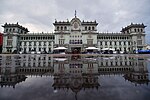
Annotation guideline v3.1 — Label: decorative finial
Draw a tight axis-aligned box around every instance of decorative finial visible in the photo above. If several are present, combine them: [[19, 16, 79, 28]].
[[55, 19, 57, 22], [75, 10, 77, 18]]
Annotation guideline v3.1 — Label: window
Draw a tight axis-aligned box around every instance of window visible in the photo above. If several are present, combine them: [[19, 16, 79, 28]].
[[61, 26, 63, 30], [128, 42, 130, 45], [80, 40, 82, 44], [44, 48, 46, 52], [124, 42, 126, 45], [88, 27, 91, 30], [114, 41, 116, 45], [7, 35, 12, 39], [6, 28, 8, 32], [110, 41, 112, 45], [134, 29, 136, 32], [100, 41, 102, 45], [49, 48, 51, 52], [57, 26, 59, 30], [13, 28, 15, 32], [85, 26, 87, 30], [124, 47, 126, 51], [92, 27, 95, 30], [7, 41, 12, 45], [59, 39, 64, 44], [29, 42, 31, 46], [119, 41, 121, 45], [39, 48, 41, 51], [64, 26, 67, 30], [137, 40, 142, 45]]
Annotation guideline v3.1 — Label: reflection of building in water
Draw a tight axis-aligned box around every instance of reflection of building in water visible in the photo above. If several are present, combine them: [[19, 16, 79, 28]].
[[0, 56, 26, 88], [124, 58, 149, 85], [53, 55, 99, 93], [16, 55, 54, 76], [0, 74, 27, 88], [98, 56, 134, 74], [0, 55, 54, 88], [0, 55, 149, 89], [0, 56, 27, 88]]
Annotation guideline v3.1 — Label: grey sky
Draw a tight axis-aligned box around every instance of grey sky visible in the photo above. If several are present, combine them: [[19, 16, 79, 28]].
[[0, 0, 150, 43]]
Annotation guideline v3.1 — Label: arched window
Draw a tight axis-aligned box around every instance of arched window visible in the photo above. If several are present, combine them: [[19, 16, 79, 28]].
[[13, 28, 15, 32], [80, 40, 82, 44], [9, 28, 12, 32], [61, 26, 63, 30], [138, 29, 140, 32], [85, 26, 87, 30], [88, 27, 91, 30], [64, 26, 67, 30], [57, 26, 59, 30], [6, 28, 8, 32], [134, 29, 136, 32], [78, 40, 80, 44], [92, 27, 95, 30]]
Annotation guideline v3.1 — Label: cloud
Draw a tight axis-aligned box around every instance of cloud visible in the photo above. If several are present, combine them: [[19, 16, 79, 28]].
[[0, 0, 150, 42]]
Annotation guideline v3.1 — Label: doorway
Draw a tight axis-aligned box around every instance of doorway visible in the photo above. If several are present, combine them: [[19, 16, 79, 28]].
[[71, 47, 81, 54]]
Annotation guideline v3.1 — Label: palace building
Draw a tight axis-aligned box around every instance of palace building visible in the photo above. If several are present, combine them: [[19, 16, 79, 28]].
[[1, 13, 147, 54]]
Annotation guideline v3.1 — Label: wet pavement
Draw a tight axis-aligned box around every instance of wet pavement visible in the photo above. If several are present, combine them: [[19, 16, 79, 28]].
[[0, 54, 150, 100]]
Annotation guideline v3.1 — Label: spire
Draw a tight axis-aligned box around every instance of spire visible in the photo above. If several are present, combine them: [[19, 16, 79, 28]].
[[75, 10, 77, 18]]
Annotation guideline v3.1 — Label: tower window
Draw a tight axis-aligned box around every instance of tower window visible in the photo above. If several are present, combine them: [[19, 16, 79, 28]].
[[61, 26, 63, 30], [88, 27, 91, 30], [138, 29, 140, 32], [6, 29, 8, 32], [85, 26, 87, 30], [9, 28, 12, 32], [134, 29, 136, 32], [92, 27, 95, 30], [64, 26, 67, 30], [57, 26, 59, 30]]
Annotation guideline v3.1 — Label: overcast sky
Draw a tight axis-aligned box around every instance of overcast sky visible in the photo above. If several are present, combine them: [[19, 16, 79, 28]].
[[0, 0, 150, 43]]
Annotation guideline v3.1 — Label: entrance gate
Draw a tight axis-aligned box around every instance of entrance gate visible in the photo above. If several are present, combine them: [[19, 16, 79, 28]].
[[71, 47, 81, 54]]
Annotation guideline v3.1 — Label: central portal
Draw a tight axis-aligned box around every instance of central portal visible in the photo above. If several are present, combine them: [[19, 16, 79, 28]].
[[71, 47, 81, 54]]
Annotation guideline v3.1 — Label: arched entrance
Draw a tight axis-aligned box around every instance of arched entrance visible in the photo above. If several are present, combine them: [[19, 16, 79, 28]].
[[71, 47, 81, 54]]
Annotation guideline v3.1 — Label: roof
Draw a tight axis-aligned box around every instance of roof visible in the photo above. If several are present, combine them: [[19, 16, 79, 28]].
[[121, 23, 146, 32], [2, 23, 29, 32]]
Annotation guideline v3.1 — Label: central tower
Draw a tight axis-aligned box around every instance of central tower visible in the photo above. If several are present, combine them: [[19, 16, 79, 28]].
[[53, 12, 98, 53]]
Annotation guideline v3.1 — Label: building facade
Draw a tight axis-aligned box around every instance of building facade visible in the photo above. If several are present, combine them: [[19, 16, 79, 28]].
[[2, 15, 146, 53]]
